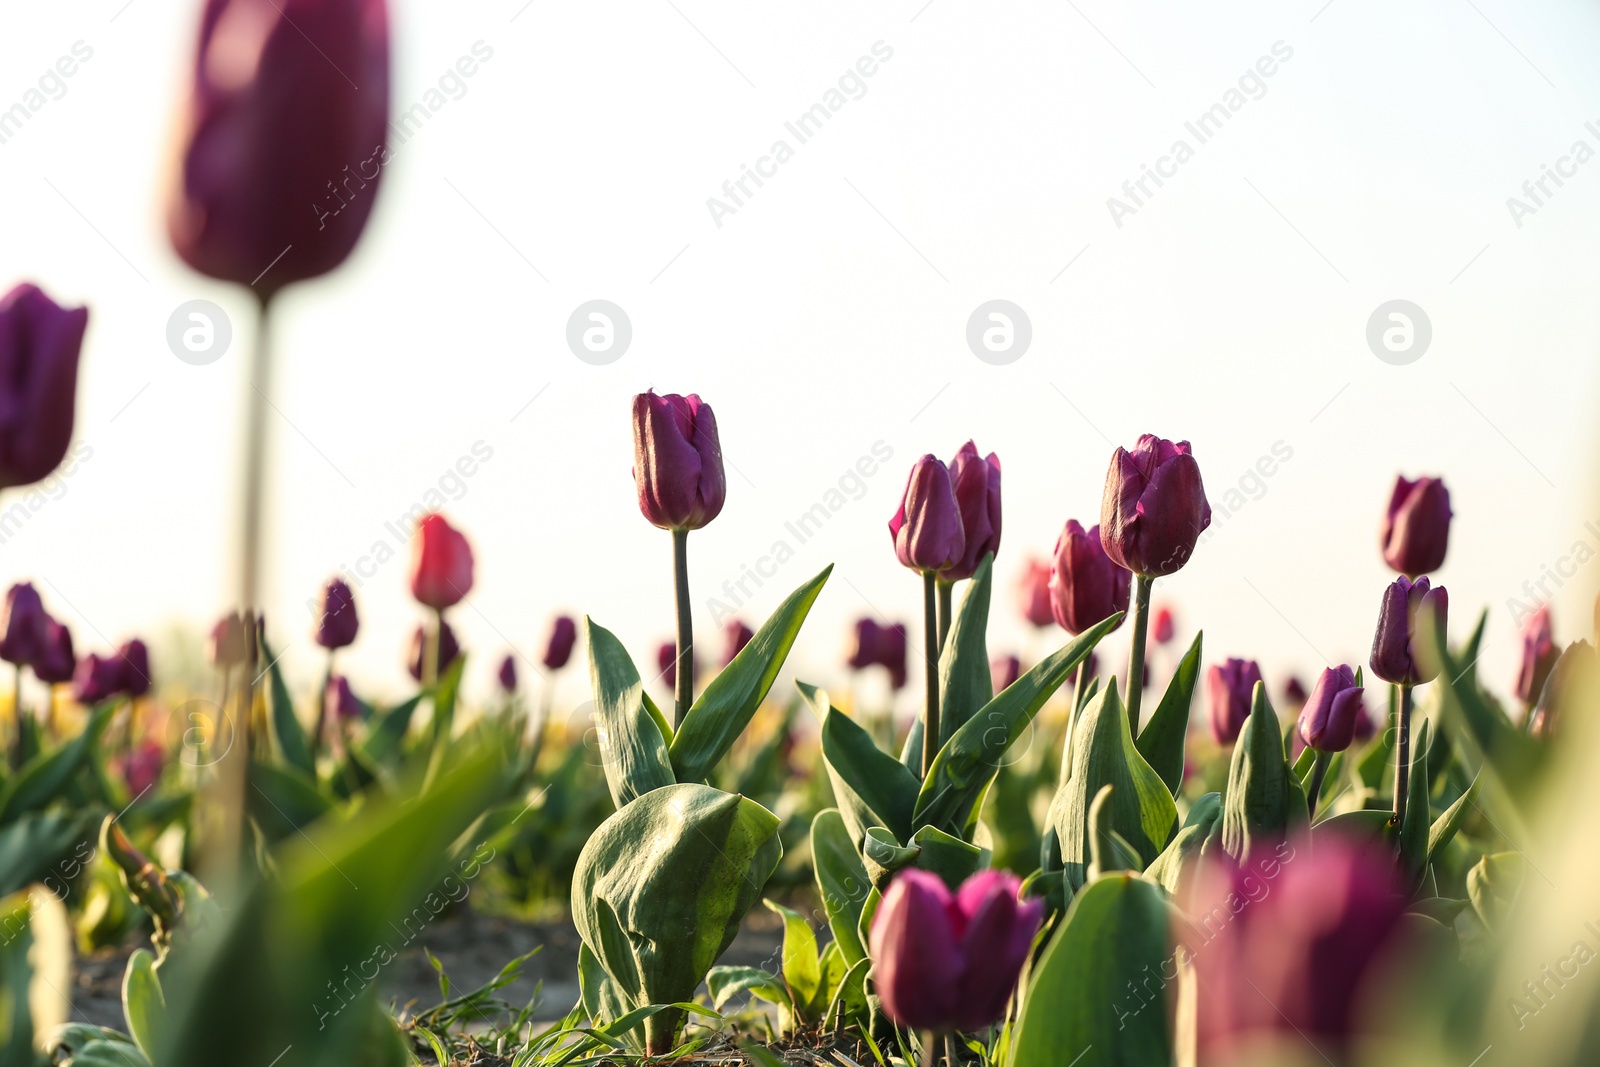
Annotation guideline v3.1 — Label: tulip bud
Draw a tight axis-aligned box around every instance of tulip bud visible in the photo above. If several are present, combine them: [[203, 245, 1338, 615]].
[[1207, 658, 1262, 744], [166, 0, 392, 298], [34, 618, 76, 685], [1100, 435, 1212, 577], [1153, 605, 1176, 645], [542, 615, 577, 671], [0, 284, 88, 491], [1283, 676, 1308, 709], [721, 619, 754, 666], [631, 390, 726, 531], [991, 654, 1021, 693], [1047, 519, 1131, 636], [1380, 475, 1451, 578], [118, 639, 152, 698], [1016, 557, 1054, 628], [869, 869, 1044, 1033], [889, 455, 965, 574], [409, 513, 474, 610], [1369, 576, 1448, 686], [314, 577, 359, 650], [406, 621, 460, 682], [497, 654, 518, 694], [325, 674, 365, 721], [73, 653, 126, 705], [1297, 665, 1365, 752], [1514, 605, 1558, 706], [0, 582, 48, 666], [942, 441, 1001, 582], [209, 611, 248, 668]]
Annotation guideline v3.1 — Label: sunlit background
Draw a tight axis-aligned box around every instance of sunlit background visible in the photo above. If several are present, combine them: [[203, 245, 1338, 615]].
[[2, 0, 1598, 711]]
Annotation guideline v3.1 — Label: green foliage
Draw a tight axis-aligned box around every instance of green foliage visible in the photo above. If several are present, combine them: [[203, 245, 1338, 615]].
[[1135, 630, 1203, 796], [1221, 682, 1302, 868]]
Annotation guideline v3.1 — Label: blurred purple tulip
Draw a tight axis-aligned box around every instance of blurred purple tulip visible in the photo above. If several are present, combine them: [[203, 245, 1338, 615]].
[[632, 391, 725, 531], [73, 653, 125, 705], [846, 618, 908, 690], [889, 455, 965, 574], [410, 513, 474, 610], [209, 611, 248, 668], [1514, 605, 1558, 706], [167, 0, 391, 298], [1100, 435, 1211, 577], [846, 618, 881, 671], [314, 576, 359, 650], [0, 582, 48, 667], [1369, 576, 1448, 686], [721, 619, 754, 666], [1016, 557, 1054, 629], [0, 283, 88, 491], [1153, 604, 1176, 644], [406, 621, 460, 682], [115, 740, 166, 798], [990, 654, 1021, 693], [1047, 519, 1131, 636], [869, 868, 1044, 1033], [326, 674, 365, 721], [497, 654, 517, 694], [542, 615, 577, 671], [942, 441, 1001, 582], [34, 618, 76, 685], [117, 639, 152, 698], [1283, 676, 1308, 709], [657, 640, 678, 689], [1207, 658, 1262, 744], [1298, 665, 1365, 753], [1380, 475, 1451, 578]]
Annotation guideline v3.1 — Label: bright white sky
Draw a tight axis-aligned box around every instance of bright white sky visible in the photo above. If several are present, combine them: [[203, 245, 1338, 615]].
[[1, 0, 1598, 715]]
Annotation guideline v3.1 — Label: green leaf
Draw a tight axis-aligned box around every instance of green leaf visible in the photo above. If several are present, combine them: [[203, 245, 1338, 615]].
[[810, 809, 871, 966], [909, 823, 985, 888], [1312, 808, 1396, 851], [1429, 773, 1480, 863], [360, 695, 422, 766], [818, 700, 918, 846], [1052, 680, 1177, 892], [1011, 874, 1177, 1067], [862, 826, 920, 890], [0, 894, 33, 1064], [0, 811, 101, 898], [916, 615, 1120, 839], [1467, 851, 1523, 931], [1410, 896, 1470, 925], [580, 941, 640, 1046], [1086, 785, 1141, 878], [936, 555, 994, 747], [706, 965, 790, 1012], [670, 567, 831, 783], [1431, 610, 1544, 797], [0, 703, 114, 825], [1398, 720, 1434, 891], [1144, 792, 1224, 900], [1221, 682, 1293, 868], [763, 900, 821, 1010], [1135, 630, 1202, 795], [571, 783, 782, 1055], [825, 955, 871, 1029], [260, 630, 313, 777], [122, 948, 167, 1061], [584, 618, 676, 808], [247, 762, 332, 843]]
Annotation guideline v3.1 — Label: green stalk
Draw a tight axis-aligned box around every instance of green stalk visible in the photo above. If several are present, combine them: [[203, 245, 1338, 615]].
[[672, 529, 693, 729], [1392, 683, 1413, 827], [1306, 748, 1332, 819], [936, 580, 953, 654], [310, 651, 334, 760], [1125, 573, 1154, 736], [921, 571, 941, 778]]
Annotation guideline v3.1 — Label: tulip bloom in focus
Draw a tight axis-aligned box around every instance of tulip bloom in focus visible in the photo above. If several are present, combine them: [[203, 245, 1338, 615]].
[[941, 441, 1001, 582], [1207, 658, 1262, 744], [889, 455, 965, 575], [1298, 665, 1365, 753], [1369, 576, 1448, 687], [631, 391, 726, 531], [0, 283, 88, 491], [1100, 435, 1211, 577], [1380, 475, 1451, 579]]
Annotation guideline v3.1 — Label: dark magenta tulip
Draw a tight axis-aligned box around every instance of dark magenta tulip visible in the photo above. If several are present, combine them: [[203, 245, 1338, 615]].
[[656, 640, 678, 689], [845, 618, 907, 690], [314, 576, 359, 650], [1016, 557, 1054, 628], [869, 869, 1044, 1033], [209, 611, 248, 668], [34, 618, 76, 685], [1380, 475, 1451, 578], [326, 674, 364, 721], [721, 619, 754, 666], [1047, 519, 1131, 636], [1153, 605, 1175, 644], [73, 653, 125, 705], [0, 283, 88, 491], [1297, 665, 1365, 752], [942, 441, 1001, 582], [1207, 658, 1262, 744], [406, 621, 460, 682], [1100, 435, 1212, 577], [409, 513, 474, 610], [1514, 605, 1558, 706], [0, 582, 48, 666], [846, 618, 881, 671], [542, 615, 577, 671], [1283, 676, 1308, 709], [118, 639, 152, 698], [889, 455, 965, 574], [497, 654, 517, 694], [990, 654, 1021, 693], [167, 0, 391, 298], [115, 741, 166, 798], [631, 391, 725, 531], [1369, 576, 1448, 686]]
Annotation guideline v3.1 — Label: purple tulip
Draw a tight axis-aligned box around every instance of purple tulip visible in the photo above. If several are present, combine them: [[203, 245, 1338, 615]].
[[1047, 519, 1131, 636], [1380, 475, 1451, 578], [1514, 605, 1558, 706], [721, 619, 755, 666], [1297, 665, 1365, 753], [410, 513, 474, 610], [1100, 435, 1212, 577], [72, 653, 125, 705], [406, 621, 460, 682], [990, 654, 1021, 693], [1369, 576, 1448, 686], [869, 869, 1044, 1033], [0, 582, 48, 666], [497, 653, 518, 694], [167, 0, 391, 298], [942, 441, 1001, 582], [542, 615, 577, 671], [1016, 557, 1054, 629], [34, 618, 76, 685], [878, 623, 909, 691], [209, 611, 248, 668], [889, 455, 965, 574], [656, 640, 678, 689], [118, 640, 152, 698], [1153, 605, 1176, 644], [0, 283, 88, 491], [1283, 676, 1308, 709], [846, 618, 882, 671], [631, 391, 725, 531], [1207, 658, 1262, 744], [326, 674, 365, 721], [115, 741, 166, 798], [314, 577, 359, 650]]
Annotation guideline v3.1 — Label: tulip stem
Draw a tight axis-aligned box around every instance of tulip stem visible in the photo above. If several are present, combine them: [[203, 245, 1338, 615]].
[[1125, 573, 1154, 736], [921, 571, 941, 778], [920, 1030, 941, 1067], [1392, 684, 1413, 828], [311, 653, 333, 761], [1306, 749, 1331, 820], [8, 666, 21, 772], [673, 529, 694, 729], [936, 581, 953, 655]]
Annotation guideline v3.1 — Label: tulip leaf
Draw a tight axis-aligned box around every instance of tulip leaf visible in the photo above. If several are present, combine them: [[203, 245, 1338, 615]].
[[571, 783, 782, 1055], [936, 554, 994, 747], [862, 826, 920, 890], [670, 567, 831, 784], [817, 699, 918, 847], [1086, 784, 1142, 878], [1429, 772, 1480, 863], [1144, 791, 1223, 900], [0, 894, 35, 1064], [825, 955, 871, 1029], [1135, 630, 1202, 796], [246, 762, 333, 843], [585, 618, 676, 808], [360, 694, 423, 766], [1311, 808, 1396, 850], [916, 615, 1120, 840], [909, 823, 985, 888], [0, 810, 101, 899], [706, 965, 791, 1012], [1052, 680, 1177, 892], [1430, 610, 1544, 798], [580, 941, 642, 1047], [1011, 874, 1177, 1067], [123, 948, 167, 1061], [1467, 851, 1523, 931], [1398, 720, 1434, 891], [764, 899, 821, 1010], [810, 809, 872, 966], [0, 703, 113, 826], [1221, 682, 1295, 868], [260, 631, 313, 777]]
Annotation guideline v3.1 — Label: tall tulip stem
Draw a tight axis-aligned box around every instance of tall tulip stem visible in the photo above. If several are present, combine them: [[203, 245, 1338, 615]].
[[672, 529, 694, 729], [936, 581, 953, 654], [922, 571, 941, 778], [1306, 749, 1331, 819], [1392, 683, 1413, 827], [311, 652, 333, 760], [1126, 573, 1154, 735]]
